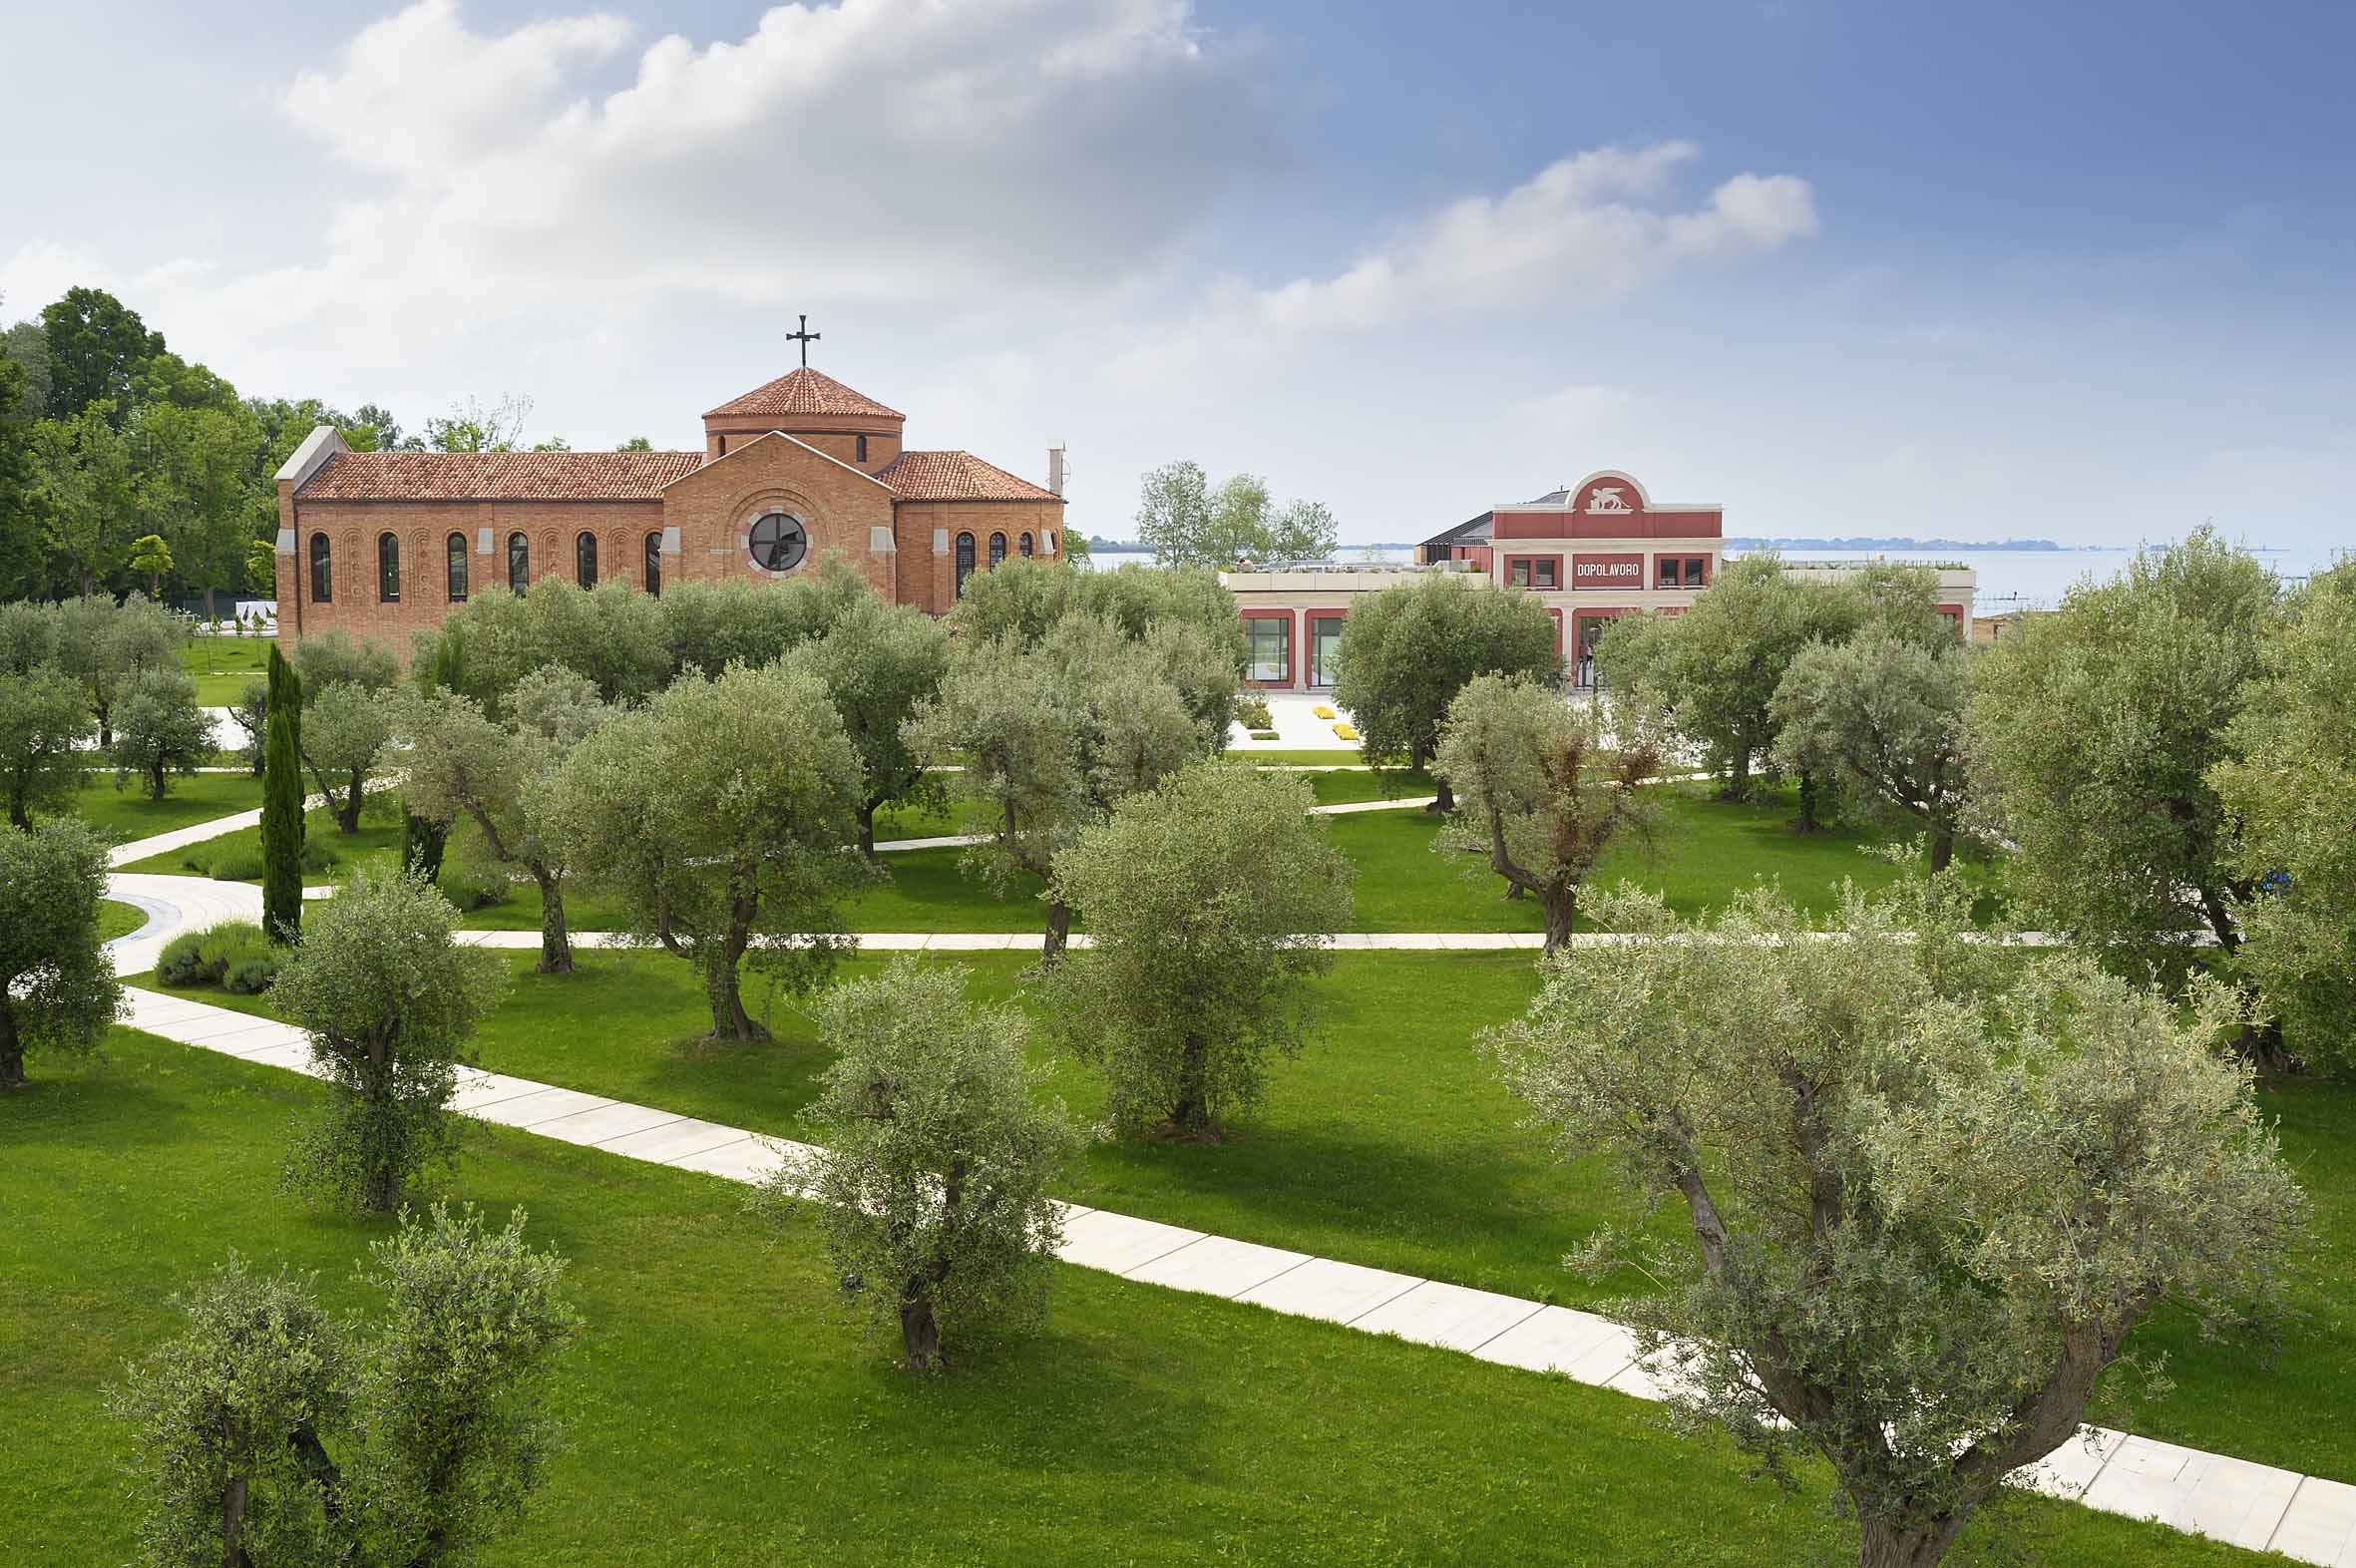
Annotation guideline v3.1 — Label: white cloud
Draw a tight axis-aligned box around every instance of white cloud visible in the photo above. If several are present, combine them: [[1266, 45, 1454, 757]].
[[1255, 142, 1816, 333]]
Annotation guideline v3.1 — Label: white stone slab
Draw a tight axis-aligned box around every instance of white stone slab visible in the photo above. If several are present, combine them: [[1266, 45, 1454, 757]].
[[2268, 1475, 2356, 1566], [467, 1086, 614, 1128], [1055, 1209, 1204, 1275], [2176, 1453, 2302, 1551], [2083, 1436, 2214, 1524], [2017, 1427, 2128, 1500], [1605, 1347, 1708, 1403], [231, 1040, 319, 1073], [666, 1136, 792, 1184], [1125, 1235, 1310, 1298], [1235, 1256, 1420, 1326], [121, 995, 217, 1028], [1349, 1278, 1548, 1353], [529, 1101, 686, 1148], [595, 1116, 760, 1165], [445, 1073, 553, 1113], [214, 1025, 311, 1057], [1472, 1305, 1635, 1382], [922, 934, 1027, 951], [174, 1011, 284, 1044]]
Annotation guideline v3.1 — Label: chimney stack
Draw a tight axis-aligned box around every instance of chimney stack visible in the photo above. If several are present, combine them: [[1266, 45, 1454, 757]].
[[1047, 444, 1066, 497]]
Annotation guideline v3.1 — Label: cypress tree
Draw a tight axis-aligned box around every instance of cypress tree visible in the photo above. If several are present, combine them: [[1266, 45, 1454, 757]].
[[261, 644, 305, 943]]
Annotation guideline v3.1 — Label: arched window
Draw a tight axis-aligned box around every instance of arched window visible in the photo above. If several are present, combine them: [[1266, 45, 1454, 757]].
[[643, 532, 663, 596], [576, 531, 598, 588], [446, 533, 469, 602], [988, 532, 1006, 568], [309, 534, 332, 603], [508, 532, 529, 592], [856, 434, 869, 464], [955, 532, 976, 597], [378, 532, 401, 603], [1018, 532, 1033, 558]]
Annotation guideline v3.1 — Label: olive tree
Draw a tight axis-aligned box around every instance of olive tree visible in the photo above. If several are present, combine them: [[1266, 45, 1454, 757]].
[[108, 665, 214, 801], [546, 657, 870, 1041], [0, 663, 89, 827], [764, 961, 1078, 1372], [1432, 674, 1663, 953], [400, 664, 610, 974], [1967, 527, 2276, 981], [1041, 762, 1354, 1139], [0, 817, 124, 1087], [1592, 554, 1817, 800], [909, 617, 1205, 960], [1489, 884, 2304, 1568], [225, 675, 267, 778], [1772, 624, 1973, 870], [801, 592, 952, 855], [0, 599, 60, 674], [2211, 559, 2356, 1070], [273, 869, 507, 1212], [113, 1206, 577, 1568], [1329, 573, 1560, 809], [57, 591, 180, 748], [291, 626, 399, 697], [655, 562, 868, 681], [300, 681, 396, 833], [412, 577, 671, 711]]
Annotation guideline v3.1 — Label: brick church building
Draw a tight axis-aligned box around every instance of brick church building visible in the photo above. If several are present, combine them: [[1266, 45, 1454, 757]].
[[270, 359, 1065, 651]]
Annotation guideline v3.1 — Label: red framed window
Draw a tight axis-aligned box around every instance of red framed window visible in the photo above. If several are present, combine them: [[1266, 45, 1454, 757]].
[[1657, 555, 1712, 588], [1505, 555, 1562, 589], [1242, 610, 1293, 685]]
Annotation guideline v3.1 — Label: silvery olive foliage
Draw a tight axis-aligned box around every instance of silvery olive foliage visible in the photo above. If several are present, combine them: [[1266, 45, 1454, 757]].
[[1771, 624, 1974, 869], [798, 592, 953, 855], [543, 655, 871, 1041], [1432, 673, 1664, 953], [908, 613, 1214, 960], [1489, 882, 2305, 1568], [0, 816, 124, 1088], [1966, 526, 2277, 981], [764, 960, 1079, 1372], [272, 869, 508, 1213], [112, 1206, 577, 1568], [1041, 761, 1354, 1139], [0, 661, 90, 826], [299, 682, 395, 834], [2211, 557, 2356, 1070], [399, 663, 611, 975], [108, 664, 214, 801]]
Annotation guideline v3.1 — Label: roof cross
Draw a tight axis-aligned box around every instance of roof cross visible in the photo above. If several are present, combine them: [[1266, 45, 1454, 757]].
[[785, 313, 821, 368]]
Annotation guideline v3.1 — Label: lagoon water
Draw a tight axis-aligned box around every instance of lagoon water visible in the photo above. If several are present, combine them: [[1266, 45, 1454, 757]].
[[1086, 544, 2339, 610]]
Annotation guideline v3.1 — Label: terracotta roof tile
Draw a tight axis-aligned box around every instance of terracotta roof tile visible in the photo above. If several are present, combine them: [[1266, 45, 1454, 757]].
[[295, 450, 703, 502], [704, 367, 905, 421], [879, 450, 1061, 503]]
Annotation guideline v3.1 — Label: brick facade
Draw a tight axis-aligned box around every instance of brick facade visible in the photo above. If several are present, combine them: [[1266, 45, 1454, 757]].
[[272, 366, 1063, 656]]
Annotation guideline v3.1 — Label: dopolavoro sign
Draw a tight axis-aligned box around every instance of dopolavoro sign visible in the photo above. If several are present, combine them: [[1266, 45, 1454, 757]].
[[1571, 553, 1644, 588]]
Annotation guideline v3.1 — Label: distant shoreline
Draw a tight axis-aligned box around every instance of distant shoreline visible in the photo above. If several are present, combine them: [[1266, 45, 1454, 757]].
[[1082, 537, 2079, 554]]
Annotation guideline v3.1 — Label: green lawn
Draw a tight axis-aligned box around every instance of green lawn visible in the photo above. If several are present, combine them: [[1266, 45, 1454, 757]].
[[97, 899, 150, 944], [57, 769, 262, 848], [181, 634, 272, 707], [0, 1031, 2279, 1568], [117, 795, 407, 883], [135, 947, 2356, 1484]]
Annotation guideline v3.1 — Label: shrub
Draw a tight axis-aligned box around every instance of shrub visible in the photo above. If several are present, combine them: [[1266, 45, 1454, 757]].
[[1235, 693, 1275, 730], [437, 850, 512, 913], [223, 949, 282, 994], [158, 922, 278, 992], [157, 931, 212, 985], [201, 842, 265, 881]]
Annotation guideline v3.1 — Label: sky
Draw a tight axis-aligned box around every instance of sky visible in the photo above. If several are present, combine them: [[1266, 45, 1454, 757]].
[[4, 0, 2352, 555]]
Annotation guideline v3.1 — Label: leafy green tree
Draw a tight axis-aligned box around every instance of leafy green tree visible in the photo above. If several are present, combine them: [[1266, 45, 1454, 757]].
[[1967, 528, 2277, 982], [616, 434, 652, 451], [0, 354, 37, 598], [132, 399, 262, 619], [291, 626, 399, 696], [1772, 625, 1974, 869], [401, 665, 612, 974], [261, 646, 304, 942], [243, 537, 277, 595], [1329, 573, 1560, 810], [1432, 674, 1664, 953], [0, 309, 51, 422], [2211, 559, 2356, 1070], [1135, 460, 1340, 567], [765, 961, 1079, 1372], [910, 618, 1207, 960], [1489, 883, 2304, 1568], [546, 658, 870, 1040], [273, 869, 507, 1212], [0, 665, 89, 827], [0, 599, 57, 674], [38, 286, 164, 419], [650, 563, 867, 683], [949, 556, 1239, 658], [127, 531, 173, 596], [802, 592, 952, 854], [1593, 554, 1817, 800], [0, 818, 124, 1086], [422, 393, 532, 453], [414, 577, 672, 711], [53, 591, 180, 747], [28, 401, 138, 593], [113, 1206, 577, 1568], [1041, 762, 1353, 1138], [109, 664, 213, 800], [300, 682, 395, 833]]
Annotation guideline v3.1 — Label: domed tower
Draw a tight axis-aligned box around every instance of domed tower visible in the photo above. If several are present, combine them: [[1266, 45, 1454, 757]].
[[701, 366, 905, 474]]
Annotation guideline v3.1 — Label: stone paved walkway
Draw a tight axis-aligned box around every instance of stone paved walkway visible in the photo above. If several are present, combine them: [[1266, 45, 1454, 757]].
[[102, 970, 2356, 1564]]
